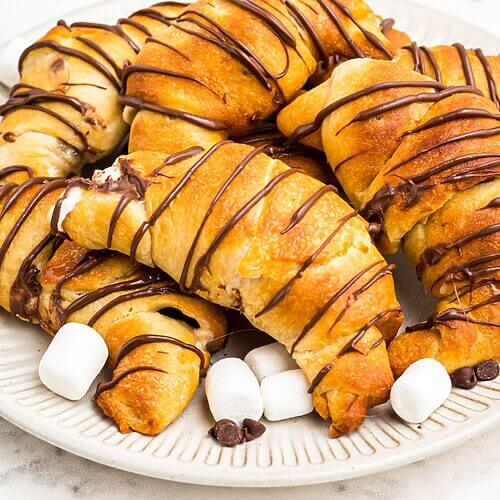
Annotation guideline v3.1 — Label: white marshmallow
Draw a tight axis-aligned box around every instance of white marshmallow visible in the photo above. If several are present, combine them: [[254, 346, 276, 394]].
[[261, 369, 314, 421], [205, 358, 263, 425], [92, 164, 123, 185], [38, 323, 108, 401], [390, 358, 451, 424], [47, 187, 83, 233], [244, 342, 297, 382]]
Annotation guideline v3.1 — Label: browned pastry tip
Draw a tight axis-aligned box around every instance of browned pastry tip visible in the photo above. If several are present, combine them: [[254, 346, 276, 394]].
[[378, 17, 412, 51]]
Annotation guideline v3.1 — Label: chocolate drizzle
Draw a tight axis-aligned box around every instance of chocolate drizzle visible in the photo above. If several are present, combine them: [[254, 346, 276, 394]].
[[339, 86, 482, 132], [431, 253, 500, 293], [406, 295, 500, 333], [70, 21, 141, 53], [19, 40, 121, 90], [288, 81, 445, 144], [285, 0, 328, 65], [0, 179, 66, 269], [129, 141, 229, 261], [113, 334, 205, 370], [379, 18, 395, 36], [50, 250, 113, 323], [315, 0, 392, 59], [152, 146, 204, 176], [120, 95, 227, 132], [0, 97, 96, 154], [0, 166, 33, 180], [122, 63, 222, 98], [88, 282, 179, 326], [307, 362, 333, 393], [173, 8, 289, 103], [422, 224, 500, 268], [189, 168, 300, 292], [107, 192, 138, 248], [474, 48, 499, 107], [94, 365, 167, 399], [255, 210, 357, 317], [179, 145, 267, 291], [364, 152, 500, 221], [308, 307, 400, 393], [290, 260, 385, 353], [280, 184, 337, 234], [59, 270, 164, 324], [453, 43, 476, 88], [481, 197, 500, 210], [404, 43, 425, 74], [419, 46, 442, 84], [9, 234, 53, 319]]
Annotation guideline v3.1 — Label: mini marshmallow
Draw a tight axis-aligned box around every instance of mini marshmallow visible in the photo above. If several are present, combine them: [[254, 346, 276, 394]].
[[39, 323, 108, 400], [390, 358, 451, 424], [47, 187, 83, 233], [244, 342, 297, 382], [205, 358, 263, 425], [92, 164, 123, 185], [260, 369, 314, 421]]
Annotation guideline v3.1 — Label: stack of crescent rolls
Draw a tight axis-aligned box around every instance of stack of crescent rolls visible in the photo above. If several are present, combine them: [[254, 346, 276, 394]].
[[0, 0, 498, 438]]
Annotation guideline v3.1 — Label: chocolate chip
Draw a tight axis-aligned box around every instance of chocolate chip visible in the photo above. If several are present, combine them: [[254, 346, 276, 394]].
[[209, 419, 244, 447], [242, 418, 266, 442], [475, 360, 499, 381], [451, 367, 477, 389]]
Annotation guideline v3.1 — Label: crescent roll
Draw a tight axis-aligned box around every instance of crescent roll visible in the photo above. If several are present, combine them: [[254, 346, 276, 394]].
[[56, 141, 402, 437], [277, 58, 499, 375]]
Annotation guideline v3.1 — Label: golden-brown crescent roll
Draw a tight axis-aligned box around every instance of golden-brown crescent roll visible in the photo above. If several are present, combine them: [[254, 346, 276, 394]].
[[57, 142, 402, 437], [277, 59, 499, 376], [122, 0, 395, 154]]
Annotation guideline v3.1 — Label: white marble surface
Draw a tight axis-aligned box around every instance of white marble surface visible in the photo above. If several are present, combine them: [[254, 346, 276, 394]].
[[0, 0, 499, 498]]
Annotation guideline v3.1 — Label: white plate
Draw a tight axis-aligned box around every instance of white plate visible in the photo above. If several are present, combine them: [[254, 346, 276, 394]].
[[0, 0, 499, 487]]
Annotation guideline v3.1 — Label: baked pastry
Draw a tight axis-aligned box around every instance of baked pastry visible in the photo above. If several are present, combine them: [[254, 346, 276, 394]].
[[277, 58, 499, 375], [0, 1, 188, 183], [395, 44, 499, 106], [378, 18, 411, 51], [0, 174, 227, 434], [0, 3, 228, 435], [0, 0, 400, 437], [122, 0, 395, 154], [56, 141, 402, 437]]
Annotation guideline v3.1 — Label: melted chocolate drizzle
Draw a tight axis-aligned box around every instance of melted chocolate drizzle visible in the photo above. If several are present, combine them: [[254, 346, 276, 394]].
[[120, 95, 227, 132], [0, 179, 66, 270], [308, 307, 400, 393], [255, 210, 357, 317], [290, 260, 385, 353], [113, 334, 205, 370], [406, 295, 500, 333], [288, 81, 445, 144], [19, 40, 121, 90], [0, 166, 33, 180], [422, 224, 500, 268], [88, 282, 179, 326], [94, 365, 167, 399]]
